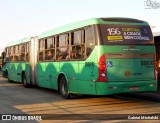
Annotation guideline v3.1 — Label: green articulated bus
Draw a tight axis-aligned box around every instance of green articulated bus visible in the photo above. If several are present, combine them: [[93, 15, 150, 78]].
[[2, 18, 157, 98]]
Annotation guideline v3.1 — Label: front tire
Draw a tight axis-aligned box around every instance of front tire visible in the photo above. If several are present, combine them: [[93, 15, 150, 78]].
[[59, 76, 70, 99], [6, 71, 12, 83]]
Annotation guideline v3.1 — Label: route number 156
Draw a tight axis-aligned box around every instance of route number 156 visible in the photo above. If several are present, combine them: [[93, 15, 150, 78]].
[[107, 28, 121, 35]]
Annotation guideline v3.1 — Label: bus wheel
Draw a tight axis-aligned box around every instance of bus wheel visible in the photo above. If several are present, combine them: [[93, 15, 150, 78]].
[[60, 76, 70, 99], [6, 71, 12, 83], [22, 73, 30, 88]]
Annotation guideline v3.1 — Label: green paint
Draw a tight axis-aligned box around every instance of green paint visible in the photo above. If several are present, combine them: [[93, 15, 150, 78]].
[[2, 18, 157, 96]]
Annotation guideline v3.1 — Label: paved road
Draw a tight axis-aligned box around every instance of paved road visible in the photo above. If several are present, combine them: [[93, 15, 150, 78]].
[[0, 74, 160, 122]]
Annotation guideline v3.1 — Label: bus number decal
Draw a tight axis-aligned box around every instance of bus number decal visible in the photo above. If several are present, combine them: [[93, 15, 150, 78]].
[[107, 28, 123, 41], [107, 28, 121, 35], [141, 60, 154, 68]]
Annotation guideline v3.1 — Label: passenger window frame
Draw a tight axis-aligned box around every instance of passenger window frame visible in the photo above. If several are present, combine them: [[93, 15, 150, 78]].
[[44, 37, 55, 61], [85, 26, 95, 58]]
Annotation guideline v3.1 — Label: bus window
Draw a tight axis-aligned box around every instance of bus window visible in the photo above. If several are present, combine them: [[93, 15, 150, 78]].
[[20, 44, 25, 61], [10, 46, 14, 61], [100, 25, 153, 45], [5, 48, 10, 61], [85, 27, 95, 57], [71, 30, 85, 59], [57, 34, 69, 60], [39, 40, 44, 61], [26, 43, 30, 61], [14, 45, 19, 61], [45, 37, 55, 61]]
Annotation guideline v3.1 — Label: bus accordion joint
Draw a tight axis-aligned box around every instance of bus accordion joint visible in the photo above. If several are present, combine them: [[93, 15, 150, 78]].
[[97, 54, 107, 82]]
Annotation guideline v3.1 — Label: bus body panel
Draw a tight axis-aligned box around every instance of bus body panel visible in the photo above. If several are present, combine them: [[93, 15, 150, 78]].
[[10, 63, 17, 81], [8, 63, 16, 82], [93, 45, 157, 95], [59, 61, 79, 93], [45, 62, 58, 90], [17, 62, 27, 82], [78, 47, 99, 94], [51, 62, 59, 90], [107, 58, 154, 81], [96, 80, 157, 95], [78, 62, 97, 94], [36, 62, 46, 88], [103, 45, 156, 82], [2, 62, 29, 83]]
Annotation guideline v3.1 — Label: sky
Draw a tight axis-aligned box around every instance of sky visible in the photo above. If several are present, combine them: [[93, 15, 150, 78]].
[[0, 0, 160, 54]]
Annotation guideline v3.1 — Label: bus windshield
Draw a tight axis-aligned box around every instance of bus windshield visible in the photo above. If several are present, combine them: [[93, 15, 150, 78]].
[[100, 24, 153, 45]]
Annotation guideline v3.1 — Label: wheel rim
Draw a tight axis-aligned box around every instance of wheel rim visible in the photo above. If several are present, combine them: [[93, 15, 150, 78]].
[[62, 81, 67, 95], [7, 72, 10, 82], [23, 75, 26, 86], [6, 72, 8, 78]]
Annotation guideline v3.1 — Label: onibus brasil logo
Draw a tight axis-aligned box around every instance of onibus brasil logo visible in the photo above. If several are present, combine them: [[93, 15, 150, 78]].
[[144, 0, 160, 9]]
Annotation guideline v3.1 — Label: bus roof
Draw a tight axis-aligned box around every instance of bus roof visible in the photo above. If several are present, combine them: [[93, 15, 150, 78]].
[[6, 37, 31, 47], [38, 17, 149, 39]]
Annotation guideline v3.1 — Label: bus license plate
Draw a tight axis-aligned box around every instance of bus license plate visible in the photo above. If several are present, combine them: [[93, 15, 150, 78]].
[[130, 86, 138, 90]]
